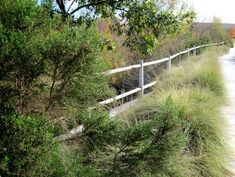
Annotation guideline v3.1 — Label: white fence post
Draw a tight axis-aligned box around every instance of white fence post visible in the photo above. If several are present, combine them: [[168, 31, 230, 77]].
[[179, 51, 182, 67], [167, 55, 171, 72], [193, 47, 196, 56], [187, 48, 190, 62], [139, 60, 144, 96]]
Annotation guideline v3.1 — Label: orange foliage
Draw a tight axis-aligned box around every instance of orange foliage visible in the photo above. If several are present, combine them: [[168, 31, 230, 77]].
[[228, 28, 235, 38]]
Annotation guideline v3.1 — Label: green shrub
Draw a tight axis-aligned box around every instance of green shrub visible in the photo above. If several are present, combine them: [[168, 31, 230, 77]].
[[0, 110, 52, 176], [0, 107, 101, 177], [0, 0, 112, 133], [187, 35, 212, 47]]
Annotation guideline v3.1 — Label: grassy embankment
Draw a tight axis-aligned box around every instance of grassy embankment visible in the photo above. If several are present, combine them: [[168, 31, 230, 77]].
[[120, 46, 231, 177]]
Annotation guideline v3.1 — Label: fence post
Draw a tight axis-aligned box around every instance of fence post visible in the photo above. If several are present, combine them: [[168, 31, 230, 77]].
[[187, 48, 190, 62], [178, 51, 182, 67], [167, 55, 171, 72], [139, 60, 144, 96], [193, 47, 196, 56]]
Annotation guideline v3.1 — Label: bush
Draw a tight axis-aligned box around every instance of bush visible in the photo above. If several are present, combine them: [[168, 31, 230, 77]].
[[187, 35, 212, 47], [0, 106, 100, 177], [0, 109, 52, 176], [0, 0, 112, 132]]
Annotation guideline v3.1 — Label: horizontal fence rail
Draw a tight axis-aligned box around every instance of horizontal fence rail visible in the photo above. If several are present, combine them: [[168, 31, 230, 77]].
[[99, 42, 225, 105], [104, 64, 141, 75]]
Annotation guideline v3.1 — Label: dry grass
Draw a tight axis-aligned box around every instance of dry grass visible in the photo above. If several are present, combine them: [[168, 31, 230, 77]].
[[120, 46, 232, 176]]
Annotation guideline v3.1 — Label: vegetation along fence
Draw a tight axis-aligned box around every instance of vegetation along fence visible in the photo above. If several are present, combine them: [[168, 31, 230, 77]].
[[55, 41, 224, 141], [99, 42, 225, 106]]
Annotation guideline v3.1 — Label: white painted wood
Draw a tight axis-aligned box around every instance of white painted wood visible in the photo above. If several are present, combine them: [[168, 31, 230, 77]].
[[105, 64, 141, 75], [139, 60, 144, 95], [99, 81, 157, 105], [99, 42, 223, 106], [187, 48, 190, 62], [178, 51, 182, 67], [143, 81, 157, 89], [54, 42, 223, 142], [170, 53, 180, 59], [105, 43, 221, 77], [188, 47, 194, 52], [100, 42, 223, 105], [143, 57, 169, 67], [180, 50, 188, 55], [193, 47, 196, 56], [167, 55, 171, 72], [99, 88, 142, 105]]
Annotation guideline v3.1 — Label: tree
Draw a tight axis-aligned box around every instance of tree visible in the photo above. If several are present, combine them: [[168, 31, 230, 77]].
[[189, 17, 233, 47], [51, 0, 195, 54], [0, 0, 47, 113], [211, 17, 230, 43], [0, 0, 111, 121]]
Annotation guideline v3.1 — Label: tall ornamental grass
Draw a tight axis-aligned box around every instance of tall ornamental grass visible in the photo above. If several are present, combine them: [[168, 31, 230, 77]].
[[120, 46, 231, 176]]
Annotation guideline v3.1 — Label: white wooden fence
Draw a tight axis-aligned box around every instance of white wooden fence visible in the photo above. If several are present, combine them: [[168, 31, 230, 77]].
[[55, 42, 225, 141], [99, 42, 225, 105]]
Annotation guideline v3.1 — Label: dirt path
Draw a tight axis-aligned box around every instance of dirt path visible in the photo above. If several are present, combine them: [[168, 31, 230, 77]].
[[221, 47, 235, 176]]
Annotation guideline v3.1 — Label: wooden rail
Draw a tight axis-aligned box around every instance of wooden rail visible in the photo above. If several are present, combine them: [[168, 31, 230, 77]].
[[99, 42, 225, 105], [55, 42, 225, 142]]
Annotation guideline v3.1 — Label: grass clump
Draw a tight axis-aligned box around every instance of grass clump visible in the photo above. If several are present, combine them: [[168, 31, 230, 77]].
[[119, 46, 231, 176]]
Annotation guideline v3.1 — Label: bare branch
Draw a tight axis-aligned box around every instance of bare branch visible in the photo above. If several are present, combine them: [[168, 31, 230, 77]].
[[67, 0, 76, 13], [56, 0, 66, 13], [45, 64, 58, 112], [70, 0, 106, 15]]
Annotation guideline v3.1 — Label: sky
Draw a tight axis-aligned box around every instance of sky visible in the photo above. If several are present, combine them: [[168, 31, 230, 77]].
[[186, 0, 235, 23]]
